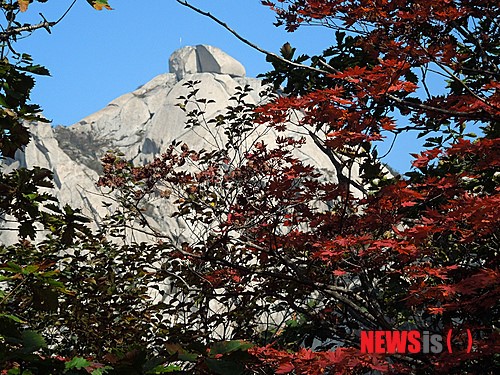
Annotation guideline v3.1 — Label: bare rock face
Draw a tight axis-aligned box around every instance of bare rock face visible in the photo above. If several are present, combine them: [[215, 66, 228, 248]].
[[169, 45, 246, 80], [169, 46, 198, 79], [0, 46, 359, 245]]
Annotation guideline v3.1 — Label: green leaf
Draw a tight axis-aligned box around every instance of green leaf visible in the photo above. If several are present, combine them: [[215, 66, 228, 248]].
[[280, 42, 295, 60], [164, 343, 198, 362], [22, 264, 39, 274], [146, 364, 181, 374], [0, 94, 8, 107], [22, 193, 39, 201], [19, 220, 36, 239], [20, 64, 50, 76], [0, 313, 26, 324], [65, 357, 91, 370], [91, 366, 113, 375], [209, 340, 253, 356], [21, 330, 47, 353], [3, 262, 22, 273]]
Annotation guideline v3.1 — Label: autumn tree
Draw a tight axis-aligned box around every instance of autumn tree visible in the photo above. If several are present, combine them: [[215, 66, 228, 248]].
[[98, 0, 500, 373]]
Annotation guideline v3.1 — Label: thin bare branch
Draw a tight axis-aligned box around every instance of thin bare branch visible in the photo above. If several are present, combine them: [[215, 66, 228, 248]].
[[175, 0, 327, 74], [0, 0, 77, 41]]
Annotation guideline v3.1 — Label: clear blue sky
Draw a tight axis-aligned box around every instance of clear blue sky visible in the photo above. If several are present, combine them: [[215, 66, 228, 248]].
[[15, 0, 421, 173]]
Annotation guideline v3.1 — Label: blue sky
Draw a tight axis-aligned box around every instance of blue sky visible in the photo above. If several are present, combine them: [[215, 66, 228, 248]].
[[15, 0, 421, 172]]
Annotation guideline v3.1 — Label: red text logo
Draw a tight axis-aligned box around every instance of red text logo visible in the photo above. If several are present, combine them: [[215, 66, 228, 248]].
[[360, 329, 472, 354]]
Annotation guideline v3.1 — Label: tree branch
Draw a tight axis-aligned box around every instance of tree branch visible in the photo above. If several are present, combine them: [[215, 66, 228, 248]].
[[307, 130, 367, 195], [0, 20, 55, 41], [387, 94, 499, 120], [0, 0, 77, 41], [175, 0, 327, 74]]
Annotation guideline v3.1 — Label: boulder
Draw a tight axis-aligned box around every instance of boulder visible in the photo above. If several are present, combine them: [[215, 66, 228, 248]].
[[168, 46, 198, 80], [169, 45, 246, 79], [196, 45, 246, 77]]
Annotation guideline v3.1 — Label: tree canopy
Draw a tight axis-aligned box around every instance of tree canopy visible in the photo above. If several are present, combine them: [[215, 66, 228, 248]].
[[1, 0, 499, 374]]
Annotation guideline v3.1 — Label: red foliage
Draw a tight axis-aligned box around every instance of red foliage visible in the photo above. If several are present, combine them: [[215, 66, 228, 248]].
[[97, 1, 499, 373]]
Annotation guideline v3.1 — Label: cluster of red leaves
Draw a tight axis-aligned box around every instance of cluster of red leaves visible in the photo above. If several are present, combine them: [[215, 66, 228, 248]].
[[249, 345, 389, 374], [239, 137, 498, 373], [260, 1, 500, 150], [263, 0, 494, 32], [204, 267, 242, 288], [247, 2, 499, 372]]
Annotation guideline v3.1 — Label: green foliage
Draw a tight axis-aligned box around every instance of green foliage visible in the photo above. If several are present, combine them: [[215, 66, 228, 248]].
[[0, 53, 48, 158], [0, 1, 116, 372]]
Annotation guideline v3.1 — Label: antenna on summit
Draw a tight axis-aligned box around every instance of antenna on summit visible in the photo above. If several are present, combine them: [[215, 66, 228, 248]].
[[179, 37, 182, 46]]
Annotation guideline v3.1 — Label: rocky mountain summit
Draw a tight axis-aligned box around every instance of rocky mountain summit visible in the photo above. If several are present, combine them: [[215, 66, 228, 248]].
[[1, 45, 357, 244]]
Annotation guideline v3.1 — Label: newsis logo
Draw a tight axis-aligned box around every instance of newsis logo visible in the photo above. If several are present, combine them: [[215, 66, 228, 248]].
[[360, 329, 473, 354]]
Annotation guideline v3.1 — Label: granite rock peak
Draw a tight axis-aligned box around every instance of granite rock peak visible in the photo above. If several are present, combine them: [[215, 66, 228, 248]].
[[169, 45, 246, 80]]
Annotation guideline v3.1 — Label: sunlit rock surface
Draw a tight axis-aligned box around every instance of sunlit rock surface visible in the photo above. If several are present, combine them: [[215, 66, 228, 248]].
[[1, 46, 360, 245], [169, 44, 246, 80]]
